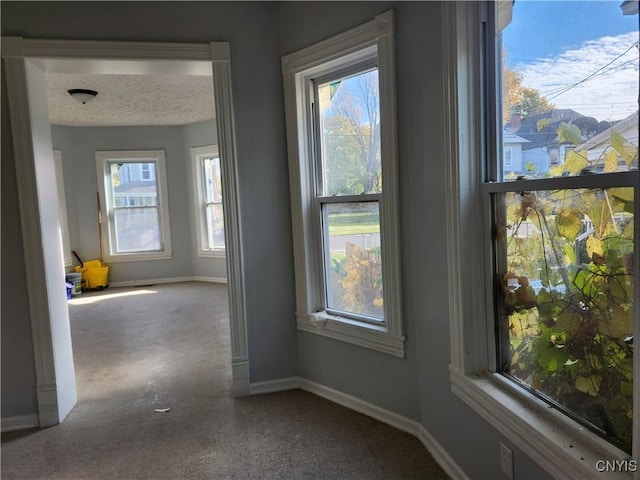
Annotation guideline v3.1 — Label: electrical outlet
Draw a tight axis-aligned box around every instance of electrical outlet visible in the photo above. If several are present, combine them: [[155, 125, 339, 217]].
[[500, 442, 514, 480]]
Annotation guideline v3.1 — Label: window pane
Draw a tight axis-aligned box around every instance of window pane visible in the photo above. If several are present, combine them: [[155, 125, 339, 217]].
[[205, 203, 225, 250], [501, 2, 638, 180], [110, 162, 158, 207], [202, 157, 222, 203], [323, 202, 383, 320], [114, 207, 161, 253], [317, 69, 381, 196], [496, 187, 634, 452]]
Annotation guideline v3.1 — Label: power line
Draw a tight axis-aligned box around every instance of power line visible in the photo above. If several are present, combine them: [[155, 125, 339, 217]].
[[539, 57, 639, 98], [542, 42, 639, 101]]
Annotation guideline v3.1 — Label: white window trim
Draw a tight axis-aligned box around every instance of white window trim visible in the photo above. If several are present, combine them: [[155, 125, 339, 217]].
[[96, 149, 172, 263], [282, 10, 404, 358], [443, 3, 639, 479], [53, 150, 72, 268], [190, 145, 225, 258]]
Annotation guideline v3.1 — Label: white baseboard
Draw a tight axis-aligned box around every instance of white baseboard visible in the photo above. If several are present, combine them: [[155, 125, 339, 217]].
[[250, 377, 301, 395], [249, 376, 465, 479], [299, 378, 419, 436], [191, 276, 228, 284], [1, 414, 38, 432], [109, 276, 227, 288]]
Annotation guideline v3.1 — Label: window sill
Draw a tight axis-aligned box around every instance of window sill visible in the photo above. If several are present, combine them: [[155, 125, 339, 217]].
[[297, 311, 405, 358], [197, 249, 226, 259], [450, 368, 631, 479], [104, 251, 172, 263]]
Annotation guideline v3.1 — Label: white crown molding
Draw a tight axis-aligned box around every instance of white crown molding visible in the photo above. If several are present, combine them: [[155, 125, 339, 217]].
[[22, 39, 212, 61], [281, 10, 395, 73]]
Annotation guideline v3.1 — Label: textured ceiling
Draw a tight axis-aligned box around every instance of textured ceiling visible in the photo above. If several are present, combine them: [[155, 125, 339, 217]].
[[46, 73, 215, 127]]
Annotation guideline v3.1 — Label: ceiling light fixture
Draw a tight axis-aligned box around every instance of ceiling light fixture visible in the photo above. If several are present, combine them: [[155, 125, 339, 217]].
[[68, 89, 98, 104]]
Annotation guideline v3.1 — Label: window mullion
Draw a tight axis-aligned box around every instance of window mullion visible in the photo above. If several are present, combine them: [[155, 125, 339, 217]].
[[484, 171, 637, 194], [317, 193, 381, 204]]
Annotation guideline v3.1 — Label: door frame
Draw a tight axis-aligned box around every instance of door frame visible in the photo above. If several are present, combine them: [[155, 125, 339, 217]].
[[2, 37, 250, 426]]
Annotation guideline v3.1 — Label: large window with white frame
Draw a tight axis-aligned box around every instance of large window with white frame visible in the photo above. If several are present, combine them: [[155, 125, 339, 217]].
[[191, 145, 225, 257], [282, 10, 404, 357], [96, 150, 172, 262], [447, 1, 638, 476]]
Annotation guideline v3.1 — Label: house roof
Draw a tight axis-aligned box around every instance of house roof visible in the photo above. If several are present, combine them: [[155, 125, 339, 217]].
[[576, 111, 639, 151], [503, 131, 530, 144], [508, 109, 585, 150]]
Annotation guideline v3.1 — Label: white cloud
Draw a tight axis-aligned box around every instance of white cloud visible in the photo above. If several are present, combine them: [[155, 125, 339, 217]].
[[516, 31, 639, 121]]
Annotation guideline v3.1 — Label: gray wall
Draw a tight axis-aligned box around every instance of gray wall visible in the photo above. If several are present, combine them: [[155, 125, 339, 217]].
[[51, 120, 226, 283], [1, 2, 553, 478]]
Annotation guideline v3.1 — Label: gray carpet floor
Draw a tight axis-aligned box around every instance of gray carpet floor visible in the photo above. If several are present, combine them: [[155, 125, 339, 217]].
[[1, 282, 449, 479]]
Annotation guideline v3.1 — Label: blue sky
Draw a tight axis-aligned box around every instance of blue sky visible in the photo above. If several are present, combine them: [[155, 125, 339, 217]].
[[504, 1, 638, 64], [503, 1, 639, 121]]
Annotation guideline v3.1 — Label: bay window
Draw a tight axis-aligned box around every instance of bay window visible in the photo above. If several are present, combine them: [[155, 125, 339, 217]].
[[446, 1, 638, 477]]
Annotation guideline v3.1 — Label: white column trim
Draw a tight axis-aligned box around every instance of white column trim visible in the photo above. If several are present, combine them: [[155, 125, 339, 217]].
[[3, 38, 61, 427], [211, 43, 250, 397]]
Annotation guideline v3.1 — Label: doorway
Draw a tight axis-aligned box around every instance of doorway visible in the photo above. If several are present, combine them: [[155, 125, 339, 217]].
[[2, 37, 250, 427]]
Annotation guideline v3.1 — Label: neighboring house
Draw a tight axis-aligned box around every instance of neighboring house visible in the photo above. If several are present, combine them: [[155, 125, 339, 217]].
[[576, 110, 639, 171], [502, 130, 529, 176], [507, 109, 587, 175]]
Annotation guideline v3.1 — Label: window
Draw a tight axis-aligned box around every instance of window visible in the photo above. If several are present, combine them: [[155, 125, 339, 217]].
[[191, 145, 225, 257], [446, 1, 638, 477], [96, 150, 172, 262], [503, 147, 512, 166], [141, 163, 152, 181], [282, 10, 404, 356]]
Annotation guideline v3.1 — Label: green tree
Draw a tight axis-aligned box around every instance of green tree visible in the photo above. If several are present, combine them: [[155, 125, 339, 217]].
[[323, 71, 381, 195], [503, 57, 554, 124]]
